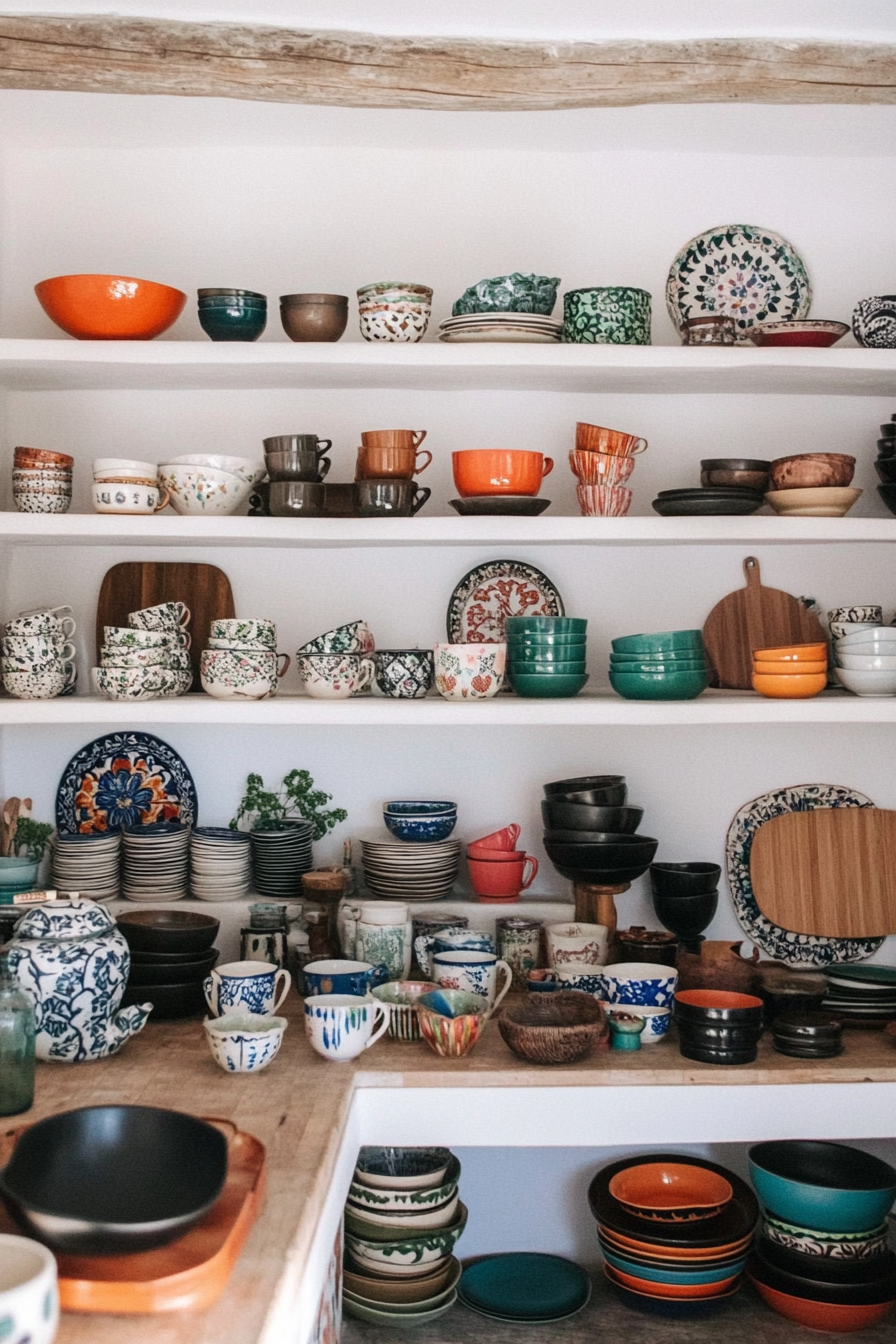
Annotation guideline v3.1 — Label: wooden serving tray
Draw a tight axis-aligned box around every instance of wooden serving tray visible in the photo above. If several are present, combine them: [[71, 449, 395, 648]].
[[751, 807, 896, 938], [703, 556, 826, 690], [0, 1118, 265, 1314]]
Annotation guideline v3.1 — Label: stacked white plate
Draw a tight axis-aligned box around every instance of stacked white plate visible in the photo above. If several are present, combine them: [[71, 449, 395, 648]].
[[51, 831, 121, 902], [360, 834, 462, 902], [190, 827, 252, 902], [439, 312, 562, 344], [249, 821, 314, 899], [122, 822, 191, 902]]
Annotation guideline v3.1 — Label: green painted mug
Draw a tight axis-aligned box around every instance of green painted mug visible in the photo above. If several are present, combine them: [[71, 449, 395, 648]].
[[563, 287, 651, 345]]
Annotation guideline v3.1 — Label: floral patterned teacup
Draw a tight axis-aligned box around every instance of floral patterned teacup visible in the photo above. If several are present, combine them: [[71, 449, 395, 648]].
[[129, 601, 191, 631], [104, 626, 173, 648], [433, 643, 506, 700], [200, 648, 289, 700], [92, 665, 178, 701], [432, 949, 512, 1010], [297, 653, 374, 699], [209, 618, 276, 647], [204, 961, 291, 1018]]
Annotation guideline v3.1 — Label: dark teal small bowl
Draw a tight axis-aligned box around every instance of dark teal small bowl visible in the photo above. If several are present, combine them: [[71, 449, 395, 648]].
[[609, 668, 707, 701], [611, 630, 705, 656], [505, 617, 587, 635], [609, 657, 707, 675], [508, 644, 587, 664], [198, 303, 267, 342], [511, 671, 589, 697]]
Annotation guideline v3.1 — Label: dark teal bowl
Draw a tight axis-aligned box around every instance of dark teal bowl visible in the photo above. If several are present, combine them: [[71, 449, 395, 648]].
[[611, 630, 705, 656], [609, 668, 708, 701], [198, 304, 267, 342], [610, 648, 707, 664], [505, 617, 587, 635], [507, 633, 587, 648], [610, 657, 707, 675], [748, 1142, 896, 1233], [509, 647, 587, 666], [509, 658, 586, 674], [512, 671, 588, 698]]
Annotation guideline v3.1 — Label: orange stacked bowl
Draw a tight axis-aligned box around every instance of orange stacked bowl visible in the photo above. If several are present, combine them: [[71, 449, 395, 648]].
[[571, 421, 647, 517], [751, 643, 828, 699]]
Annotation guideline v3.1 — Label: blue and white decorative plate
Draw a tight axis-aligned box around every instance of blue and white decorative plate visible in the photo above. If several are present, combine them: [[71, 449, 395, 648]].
[[666, 223, 811, 336], [726, 784, 883, 966], [56, 731, 197, 835]]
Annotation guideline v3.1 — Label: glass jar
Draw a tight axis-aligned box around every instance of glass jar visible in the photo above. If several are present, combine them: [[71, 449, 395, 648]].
[[0, 950, 35, 1115]]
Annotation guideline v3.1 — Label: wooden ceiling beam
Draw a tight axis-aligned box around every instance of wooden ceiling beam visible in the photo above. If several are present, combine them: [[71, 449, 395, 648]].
[[0, 17, 893, 109]]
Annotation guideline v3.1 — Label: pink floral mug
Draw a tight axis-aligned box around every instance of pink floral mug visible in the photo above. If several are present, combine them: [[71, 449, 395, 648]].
[[297, 653, 374, 699], [433, 643, 506, 700]]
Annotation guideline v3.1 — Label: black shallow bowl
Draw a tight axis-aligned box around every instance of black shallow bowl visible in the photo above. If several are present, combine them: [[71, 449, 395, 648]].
[[589, 1153, 759, 1249], [541, 800, 644, 833], [556, 785, 628, 807], [127, 950, 218, 986], [0, 1105, 227, 1255], [544, 826, 650, 844], [757, 1237, 896, 1287], [117, 910, 220, 954], [750, 1246, 896, 1305], [129, 946, 220, 966], [543, 774, 625, 797], [649, 862, 721, 897], [121, 980, 206, 1019], [701, 458, 771, 472], [651, 890, 718, 939], [544, 834, 658, 869], [674, 990, 764, 1024], [877, 484, 896, 517]]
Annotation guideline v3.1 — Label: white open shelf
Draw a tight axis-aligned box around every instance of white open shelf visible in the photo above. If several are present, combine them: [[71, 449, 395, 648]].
[[1, 339, 895, 395], [3, 687, 895, 726], [1, 512, 895, 548]]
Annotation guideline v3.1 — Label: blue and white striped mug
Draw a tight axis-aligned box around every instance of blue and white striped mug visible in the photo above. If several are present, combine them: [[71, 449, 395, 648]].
[[304, 994, 389, 1062]]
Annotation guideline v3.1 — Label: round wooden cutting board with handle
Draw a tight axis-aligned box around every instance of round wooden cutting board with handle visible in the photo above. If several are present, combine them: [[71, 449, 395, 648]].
[[702, 555, 827, 689]]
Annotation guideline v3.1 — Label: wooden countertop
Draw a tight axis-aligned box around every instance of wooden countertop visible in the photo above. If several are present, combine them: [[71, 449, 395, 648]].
[[13, 996, 896, 1344]]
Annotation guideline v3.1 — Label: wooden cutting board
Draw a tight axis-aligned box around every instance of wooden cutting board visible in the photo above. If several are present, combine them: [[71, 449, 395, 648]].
[[751, 807, 896, 937], [702, 556, 827, 689], [96, 562, 235, 689]]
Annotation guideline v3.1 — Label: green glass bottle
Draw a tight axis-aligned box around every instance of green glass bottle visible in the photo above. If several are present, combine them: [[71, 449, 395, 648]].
[[0, 949, 35, 1115]]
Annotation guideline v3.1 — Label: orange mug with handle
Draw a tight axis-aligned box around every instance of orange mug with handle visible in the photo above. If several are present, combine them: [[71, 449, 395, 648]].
[[361, 429, 427, 450], [452, 449, 554, 497], [576, 422, 647, 457], [355, 444, 433, 480]]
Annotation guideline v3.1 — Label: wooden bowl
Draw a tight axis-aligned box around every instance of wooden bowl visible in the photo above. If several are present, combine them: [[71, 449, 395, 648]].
[[279, 293, 348, 342], [498, 991, 606, 1064], [769, 452, 856, 491], [35, 273, 186, 339]]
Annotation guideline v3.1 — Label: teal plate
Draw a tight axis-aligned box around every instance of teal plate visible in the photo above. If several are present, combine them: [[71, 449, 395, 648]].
[[458, 1253, 592, 1321]]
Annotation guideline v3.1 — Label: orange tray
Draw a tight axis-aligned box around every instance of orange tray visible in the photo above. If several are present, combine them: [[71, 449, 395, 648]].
[[0, 1117, 266, 1314]]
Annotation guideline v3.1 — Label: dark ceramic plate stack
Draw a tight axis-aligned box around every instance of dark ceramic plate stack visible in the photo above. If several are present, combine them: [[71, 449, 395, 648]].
[[458, 1252, 592, 1323], [771, 1011, 843, 1059], [875, 415, 896, 515], [673, 989, 765, 1065], [748, 1140, 896, 1332], [588, 1153, 756, 1318], [649, 862, 720, 951], [249, 820, 314, 899], [118, 909, 220, 1020], [652, 487, 765, 517], [821, 964, 896, 1027], [540, 774, 658, 885]]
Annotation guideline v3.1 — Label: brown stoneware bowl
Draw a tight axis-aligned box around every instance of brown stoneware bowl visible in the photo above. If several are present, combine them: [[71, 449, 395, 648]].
[[769, 453, 856, 491], [700, 459, 771, 492], [498, 991, 606, 1064], [280, 293, 348, 342]]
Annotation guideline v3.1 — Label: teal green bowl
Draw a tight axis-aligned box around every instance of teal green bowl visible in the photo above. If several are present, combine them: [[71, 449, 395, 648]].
[[609, 657, 707, 675], [510, 660, 586, 675], [507, 633, 586, 647], [609, 669, 707, 701], [509, 646, 588, 665], [512, 671, 589, 698], [505, 617, 587, 635], [611, 630, 705, 655], [610, 647, 706, 664], [749, 1142, 896, 1233]]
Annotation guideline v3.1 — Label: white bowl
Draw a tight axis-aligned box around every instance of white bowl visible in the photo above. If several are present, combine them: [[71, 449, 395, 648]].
[[159, 464, 252, 516], [835, 626, 896, 649], [838, 652, 896, 671], [835, 666, 896, 696], [829, 621, 882, 641], [835, 636, 896, 659], [166, 454, 265, 486], [93, 457, 157, 477], [0, 1234, 59, 1344], [204, 1012, 286, 1072]]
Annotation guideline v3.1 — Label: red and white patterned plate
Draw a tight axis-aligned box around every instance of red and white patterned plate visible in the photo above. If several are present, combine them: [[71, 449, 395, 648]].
[[446, 561, 565, 644]]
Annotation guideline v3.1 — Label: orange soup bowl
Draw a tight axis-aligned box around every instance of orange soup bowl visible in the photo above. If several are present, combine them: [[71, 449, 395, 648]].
[[608, 1162, 733, 1221], [35, 274, 188, 340], [752, 671, 827, 699], [452, 449, 553, 497], [753, 643, 827, 662], [752, 659, 828, 676]]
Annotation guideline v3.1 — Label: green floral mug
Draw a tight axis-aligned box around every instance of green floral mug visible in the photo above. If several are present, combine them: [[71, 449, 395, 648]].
[[563, 287, 651, 345]]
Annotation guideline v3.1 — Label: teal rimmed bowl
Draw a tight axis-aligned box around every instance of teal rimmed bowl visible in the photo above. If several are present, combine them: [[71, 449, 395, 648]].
[[512, 671, 589, 697], [610, 658, 707, 675], [609, 669, 707, 701], [505, 617, 587, 635], [611, 630, 705, 655], [509, 644, 587, 663], [509, 657, 586, 673], [749, 1141, 896, 1233], [610, 647, 707, 664]]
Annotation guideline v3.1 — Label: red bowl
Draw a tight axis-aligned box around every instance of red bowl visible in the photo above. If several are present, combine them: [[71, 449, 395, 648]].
[[749, 1274, 896, 1333], [35, 273, 187, 340]]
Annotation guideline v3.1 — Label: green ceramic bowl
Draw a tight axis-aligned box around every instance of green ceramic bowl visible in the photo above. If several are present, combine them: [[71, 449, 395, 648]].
[[609, 657, 707, 675], [510, 662, 586, 677], [512, 671, 589, 698], [509, 648, 588, 666], [507, 633, 587, 648], [610, 647, 707, 664], [609, 668, 708, 701], [611, 630, 705, 656], [505, 617, 587, 635]]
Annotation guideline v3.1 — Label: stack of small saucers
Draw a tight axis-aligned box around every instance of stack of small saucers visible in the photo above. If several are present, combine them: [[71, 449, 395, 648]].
[[748, 1140, 896, 1332], [505, 615, 588, 698], [771, 1011, 843, 1058], [833, 623, 896, 698], [609, 630, 709, 701], [652, 485, 765, 516], [121, 821, 191, 902], [359, 835, 461, 902], [249, 820, 314, 899], [439, 312, 562, 343], [343, 1147, 465, 1327], [752, 641, 828, 700], [51, 831, 121, 902], [821, 964, 896, 1027], [190, 826, 252, 902], [589, 1153, 756, 1318]]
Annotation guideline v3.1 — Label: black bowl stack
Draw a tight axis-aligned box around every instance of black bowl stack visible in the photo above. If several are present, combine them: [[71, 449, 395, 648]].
[[875, 415, 896, 514], [649, 862, 720, 950], [673, 989, 765, 1065], [541, 775, 658, 885], [771, 1011, 843, 1059], [118, 909, 220, 1019]]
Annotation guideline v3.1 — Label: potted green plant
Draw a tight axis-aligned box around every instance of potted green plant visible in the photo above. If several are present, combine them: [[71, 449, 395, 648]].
[[231, 771, 347, 900]]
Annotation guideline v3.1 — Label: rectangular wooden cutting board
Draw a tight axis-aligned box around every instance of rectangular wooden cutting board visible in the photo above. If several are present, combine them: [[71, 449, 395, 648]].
[[750, 807, 896, 938], [96, 562, 235, 689]]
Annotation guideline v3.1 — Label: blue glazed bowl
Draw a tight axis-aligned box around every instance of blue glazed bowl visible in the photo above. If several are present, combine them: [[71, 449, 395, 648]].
[[600, 961, 679, 1008], [303, 959, 389, 997], [601, 1246, 748, 1286], [748, 1142, 896, 1233], [198, 303, 267, 342], [383, 802, 457, 843]]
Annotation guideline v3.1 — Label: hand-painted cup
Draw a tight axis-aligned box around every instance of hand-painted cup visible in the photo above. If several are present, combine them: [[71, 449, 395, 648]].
[[467, 853, 538, 900], [414, 929, 494, 979], [372, 649, 434, 699], [575, 422, 648, 457], [361, 429, 427, 450], [432, 949, 512, 1009], [452, 449, 553, 498], [303, 959, 389, 997], [576, 483, 633, 517], [2, 634, 75, 664], [304, 994, 389, 1061], [263, 434, 332, 456], [104, 626, 173, 648], [0, 1234, 59, 1344], [129, 600, 190, 630], [467, 824, 521, 855], [415, 989, 490, 1057], [355, 920, 413, 981], [356, 444, 433, 481], [210, 617, 276, 646], [433, 643, 506, 700], [204, 1012, 287, 1072], [497, 917, 544, 989], [297, 653, 374, 698], [203, 960, 291, 1017], [552, 963, 606, 995], [371, 980, 438, 1041], [200, 648, 289, 700], [93, 481, 169, 514], [569, 450, 636, 486], [5, 609, 75, 642], [546, 922, 610, 967]]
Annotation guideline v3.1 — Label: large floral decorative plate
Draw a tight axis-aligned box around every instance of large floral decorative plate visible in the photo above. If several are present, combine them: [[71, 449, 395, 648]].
[[446, 561, 564, 643], [666, 224, 811, 336], [56, 731, 197, 835], [726, 784, 882, 966]]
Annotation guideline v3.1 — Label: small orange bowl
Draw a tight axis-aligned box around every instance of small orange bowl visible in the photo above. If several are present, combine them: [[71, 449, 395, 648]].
[[753, 659, 827, 676], [753, 643, 827, 662], [752, 671, 827, 699], [35, 274, 187, 340], [608, 1163, 733, 1220], [600, 1226, 753, 1261], [605, 1263, 740, 1299], [749, 1275, 895, 1333]]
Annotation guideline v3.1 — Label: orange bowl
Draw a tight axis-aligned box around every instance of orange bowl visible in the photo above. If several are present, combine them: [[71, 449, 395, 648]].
[[609, 1162, 733, 1219], [753, 643, 827, 662], [753, 659, 827, 676], [752, 671, 827, 699], [452, 449, 553, 497], [35, 274, 187, 340], [749, 1275, 895, 1333], [598, 1224, 753, 1260], [605, 1263, 740, 1299]]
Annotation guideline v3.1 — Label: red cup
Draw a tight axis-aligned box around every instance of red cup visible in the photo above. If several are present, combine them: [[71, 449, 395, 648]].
[[452, 450, 553, 498], [569, 450, 636, 486], [467, 824, 521, 856], [468, 853, 538, 900], [575, 422, 647, 457]]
